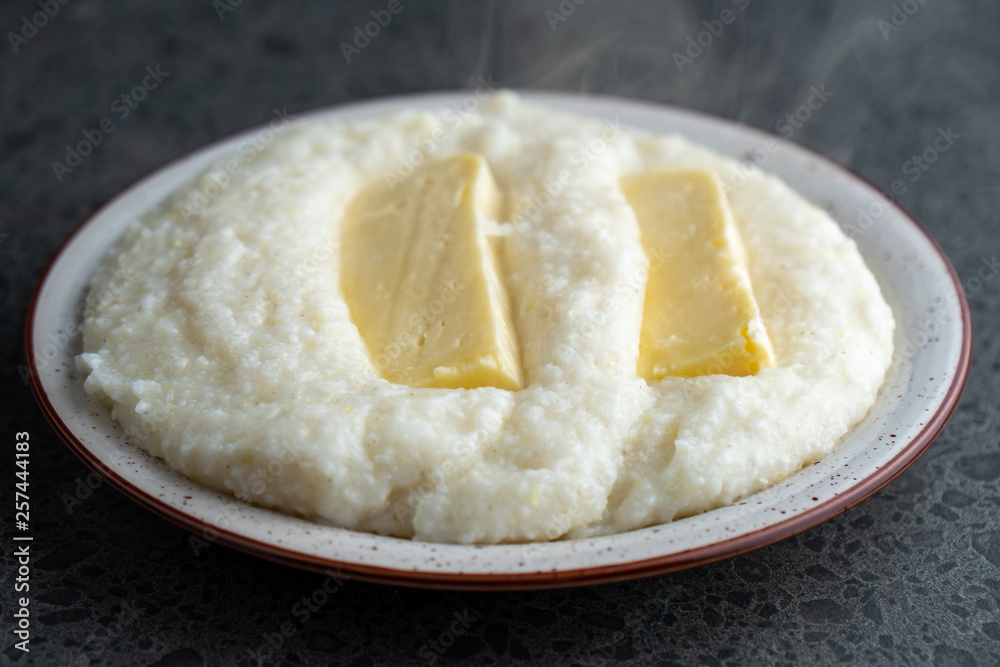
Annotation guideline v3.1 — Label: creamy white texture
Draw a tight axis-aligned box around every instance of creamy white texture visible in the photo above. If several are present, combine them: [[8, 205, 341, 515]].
[[77, 93, 895, 544]]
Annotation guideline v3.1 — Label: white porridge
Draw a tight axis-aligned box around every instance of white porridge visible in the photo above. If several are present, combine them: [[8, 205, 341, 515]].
[[77, 92, 895, 544]]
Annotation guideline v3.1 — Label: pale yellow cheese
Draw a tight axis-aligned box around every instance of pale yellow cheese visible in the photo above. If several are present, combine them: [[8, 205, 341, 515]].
[[622, 169, 775, 380], [340, 153, 522, 391]]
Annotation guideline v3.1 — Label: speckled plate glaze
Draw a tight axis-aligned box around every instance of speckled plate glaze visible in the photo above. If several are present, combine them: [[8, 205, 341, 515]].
[[26, 92, 971, 590]]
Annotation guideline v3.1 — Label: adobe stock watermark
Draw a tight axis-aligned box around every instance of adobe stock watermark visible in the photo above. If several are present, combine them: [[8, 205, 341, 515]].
[[387, 418, 501, 525], [188, 438, 310, 556], [539, 472, 615, 541], [60, 449, 131, 515], [775, 84, 833, 139], [510, 116, 624, 226], [891, 254, 995, 367], [244, 568, 351, 665], [51, 65, 170, 182], [719, 83, 833, 194], [72, 601, 143, 663], [672, 0, 750, 73], [340, 0, 413, 63], [233, 439, 310, 505], [212, 0, 242, 21], [382, 74, 500, 190], [963, 254, 999, 298], [417, 609, 481, 664], [19, 267, 135, 387], [61, 389, 175, 517], [372, 280, 467, 371], [545, 0, 586, 30], [900, 126, 959, 184], [876, 0, 930, 40], [179, 106, 298, 221], [844, 126, 959, 239], [188, 494, 250, 557], [244, 244, 338, 328], [589, 630, 631, 663], [6, 0, 71, 54]]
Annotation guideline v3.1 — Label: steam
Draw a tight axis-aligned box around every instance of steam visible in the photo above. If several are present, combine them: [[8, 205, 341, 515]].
[[457, 0, 959, 173]]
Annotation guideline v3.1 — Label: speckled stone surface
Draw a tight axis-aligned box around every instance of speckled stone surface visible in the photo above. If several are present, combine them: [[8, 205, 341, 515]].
[[1, 1, 997, 665]]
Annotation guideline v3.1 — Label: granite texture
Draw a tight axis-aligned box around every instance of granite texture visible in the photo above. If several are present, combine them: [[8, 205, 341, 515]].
[[1, 0, 998, 665]]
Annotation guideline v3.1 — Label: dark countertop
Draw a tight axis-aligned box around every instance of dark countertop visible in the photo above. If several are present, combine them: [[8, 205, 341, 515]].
[[2, 1, 998, 665]]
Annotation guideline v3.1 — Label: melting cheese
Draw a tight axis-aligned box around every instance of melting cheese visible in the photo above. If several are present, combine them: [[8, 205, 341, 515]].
[[341, 153, 522, 391], [623, 169, 776, 380]]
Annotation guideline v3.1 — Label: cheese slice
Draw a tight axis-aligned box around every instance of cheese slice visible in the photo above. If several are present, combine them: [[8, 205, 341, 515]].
[[340, 152, 522, 391], [622, 169, 775, 380]]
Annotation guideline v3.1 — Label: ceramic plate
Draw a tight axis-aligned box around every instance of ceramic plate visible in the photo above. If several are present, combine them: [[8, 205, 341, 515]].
[[26, 92, 971, 589]]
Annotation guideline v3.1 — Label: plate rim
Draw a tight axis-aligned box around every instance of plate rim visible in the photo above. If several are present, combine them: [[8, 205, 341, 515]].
[[25, 90, 973, 590]]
